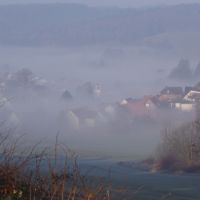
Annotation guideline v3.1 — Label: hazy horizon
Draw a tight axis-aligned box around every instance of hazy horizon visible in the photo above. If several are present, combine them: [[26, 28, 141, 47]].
[[0, 0, 200, 8]]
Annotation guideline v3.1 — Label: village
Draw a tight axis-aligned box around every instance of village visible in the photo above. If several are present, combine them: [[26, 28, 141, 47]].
[[119, 82, 200, 119], [0, 67, 200, 130]]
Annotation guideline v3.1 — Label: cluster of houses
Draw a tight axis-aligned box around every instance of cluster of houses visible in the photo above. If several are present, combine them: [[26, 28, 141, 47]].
[[120, 83, 200, 117]]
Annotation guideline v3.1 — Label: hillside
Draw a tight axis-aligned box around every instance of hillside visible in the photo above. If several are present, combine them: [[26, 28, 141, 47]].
[[0, 3, 200, 46]]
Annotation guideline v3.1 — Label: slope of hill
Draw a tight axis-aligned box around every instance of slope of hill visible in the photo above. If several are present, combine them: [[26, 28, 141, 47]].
[[0, 3, 200, 46]]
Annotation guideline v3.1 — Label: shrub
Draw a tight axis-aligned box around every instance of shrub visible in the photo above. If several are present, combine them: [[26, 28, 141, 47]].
[[0, 134, 113, 200], [157, 120, 200, 172]]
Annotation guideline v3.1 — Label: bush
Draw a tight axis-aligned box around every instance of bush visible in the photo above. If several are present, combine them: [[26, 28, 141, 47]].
[[0, 134, 113, 200], [157, 121, 200, 172]]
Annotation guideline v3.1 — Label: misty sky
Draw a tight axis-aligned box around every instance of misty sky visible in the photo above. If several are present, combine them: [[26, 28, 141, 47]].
[[0, 0, 199, 8]]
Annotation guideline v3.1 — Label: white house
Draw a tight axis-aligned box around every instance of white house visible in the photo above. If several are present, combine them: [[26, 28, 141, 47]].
[[175, 102, 194, 112], [184, 90, 200, 102]]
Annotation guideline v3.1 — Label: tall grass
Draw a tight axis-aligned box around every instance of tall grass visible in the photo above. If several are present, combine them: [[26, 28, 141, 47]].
[[0, 133, 113, 200]]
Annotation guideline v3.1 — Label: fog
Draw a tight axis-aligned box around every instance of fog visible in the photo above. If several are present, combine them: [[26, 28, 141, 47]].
[[1, 0, 200, 8], [0, 45, 196, 159], [0, 3, 199, 160]]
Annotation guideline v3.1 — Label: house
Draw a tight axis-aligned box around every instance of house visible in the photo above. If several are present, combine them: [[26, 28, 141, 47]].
[[174, 101, 195, 112], [143, 96, 158, 110], [159, 86, 183, 103], [72, 107, 98, 128], [158, 87, 196, 111], [184, 90, 200, 102], [160, 87, 183, 95], [184, 86, 198, 95], [120, 96, 157, 118], [120, 98, 134, 106], [59, 107, 99, 130]]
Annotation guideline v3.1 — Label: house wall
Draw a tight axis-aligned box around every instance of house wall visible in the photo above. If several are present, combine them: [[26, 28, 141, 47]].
[[159, 94, 182, 102], [175, 103, 194, 112]]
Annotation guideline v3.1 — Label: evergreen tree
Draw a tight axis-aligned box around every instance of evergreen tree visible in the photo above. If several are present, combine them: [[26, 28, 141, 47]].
[[194, 62, 200, 79], [169, 59, 193, 80]]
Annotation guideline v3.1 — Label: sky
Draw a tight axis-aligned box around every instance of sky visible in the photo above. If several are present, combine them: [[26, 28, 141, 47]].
[[0, 0, 199, 8]]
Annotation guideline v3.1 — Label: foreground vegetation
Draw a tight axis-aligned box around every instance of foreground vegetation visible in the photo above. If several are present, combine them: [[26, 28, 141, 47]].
[[0, 134, 115, 200], [151, 119, 200, 173]]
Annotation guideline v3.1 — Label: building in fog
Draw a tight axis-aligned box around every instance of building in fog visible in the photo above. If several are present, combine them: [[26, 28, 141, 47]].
[[184, 90, 200, 102], [158, 86, 183, 103], [174, 101, 195, 112]]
